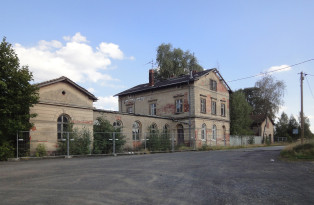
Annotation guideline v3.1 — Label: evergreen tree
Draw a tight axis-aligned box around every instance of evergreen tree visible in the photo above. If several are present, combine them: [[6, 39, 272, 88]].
[[274, 112, 290, 141]]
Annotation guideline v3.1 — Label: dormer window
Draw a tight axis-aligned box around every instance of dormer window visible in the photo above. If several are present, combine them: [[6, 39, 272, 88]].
[[210, 79, 217, 91]]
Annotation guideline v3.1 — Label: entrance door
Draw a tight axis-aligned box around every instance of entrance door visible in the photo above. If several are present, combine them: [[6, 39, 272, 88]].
[[177, 124, 184, 145]]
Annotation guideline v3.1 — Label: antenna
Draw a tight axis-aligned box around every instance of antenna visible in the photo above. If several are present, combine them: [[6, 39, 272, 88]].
[[145, 59, 155, 69]]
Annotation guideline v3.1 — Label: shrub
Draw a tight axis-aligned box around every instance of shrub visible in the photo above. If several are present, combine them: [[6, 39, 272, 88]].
[[57, 128, 92, 155], [0, 141, 15, 161], [35, 144, 47, 157], [280, 140, 314, 160]]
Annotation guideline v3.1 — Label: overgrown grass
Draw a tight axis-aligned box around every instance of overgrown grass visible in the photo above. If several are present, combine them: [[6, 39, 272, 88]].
[[280, 140, 314, 160]]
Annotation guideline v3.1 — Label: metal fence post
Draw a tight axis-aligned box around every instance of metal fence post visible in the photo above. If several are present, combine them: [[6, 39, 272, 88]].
[[113, 132, 116, 155], [16, 131, 19, 159], [67, 132, 70, 157], [144, 133, 147, 151], [172, 133, 174, 152]]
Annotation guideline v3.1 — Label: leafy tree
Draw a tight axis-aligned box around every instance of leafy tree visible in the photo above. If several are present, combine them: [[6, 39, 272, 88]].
[[274, 112, 290, 141], [242, 75, 285, 120], [298, 114, 314, 140], [155, 43, 203, 79], [230, 90, 253, 135], [93, 117, 125, 154], [288, 115, 299, 141], [0, 37, 39, 160]]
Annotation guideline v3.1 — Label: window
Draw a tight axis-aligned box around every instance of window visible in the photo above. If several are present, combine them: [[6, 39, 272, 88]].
[[176, 99, 183, 113], [221, 103, 225, 117], [212, 125, 217, 140], [211, 101, 216, 115], [132, 121, 141, 141], [210, 79, 217, 91], [200, 98, 206, 113], [163, 124, 169, 134], [150, 123, 158, 133], [113, 120, 122, 130], [127, 106, 133, 113], [57, 114, 70, 140], [201, 124, 206, 140], [150, 103, 156, 115]]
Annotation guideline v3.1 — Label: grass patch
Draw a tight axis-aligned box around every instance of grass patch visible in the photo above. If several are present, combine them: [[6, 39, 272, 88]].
[[280, 140, 314, 160]]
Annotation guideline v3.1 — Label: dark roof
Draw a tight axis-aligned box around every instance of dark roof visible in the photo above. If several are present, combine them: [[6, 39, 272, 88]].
[[250, 115, 275, 126], [36, 76, 98, 101], [115, 68, 231, 96]]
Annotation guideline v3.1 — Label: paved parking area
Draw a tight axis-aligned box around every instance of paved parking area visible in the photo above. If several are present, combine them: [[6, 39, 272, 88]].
[[0, 146, 313, 205]]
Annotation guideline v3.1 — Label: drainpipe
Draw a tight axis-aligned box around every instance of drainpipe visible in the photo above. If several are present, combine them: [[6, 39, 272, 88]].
[[189, 71, 193, 149]]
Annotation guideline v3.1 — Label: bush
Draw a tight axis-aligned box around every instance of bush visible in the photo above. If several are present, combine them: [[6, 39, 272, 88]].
[[57, 128, 92, 155], [0, 141, 15, 161], [35, 144, 47, 157], [93, 117, 126, 154], [280, 140, 314, 160], [146, 127, 171, 152]]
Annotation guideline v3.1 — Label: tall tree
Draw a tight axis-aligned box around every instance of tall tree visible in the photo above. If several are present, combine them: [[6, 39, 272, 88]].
[[155, 43, 203, 79], [242, 75, 285, 120], [298, 114, 314, 140], [288, 115, 299, 141], [274, 112, 290, 141], [0, 37, 39, 144], [230, 90, 253, 135]]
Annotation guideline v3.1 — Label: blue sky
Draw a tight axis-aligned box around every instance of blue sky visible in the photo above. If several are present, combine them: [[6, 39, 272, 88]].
[[2, 0, 314, 131]]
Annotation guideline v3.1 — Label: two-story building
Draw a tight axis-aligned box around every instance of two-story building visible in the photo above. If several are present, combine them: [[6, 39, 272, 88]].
[[29, 68, 232, 154]]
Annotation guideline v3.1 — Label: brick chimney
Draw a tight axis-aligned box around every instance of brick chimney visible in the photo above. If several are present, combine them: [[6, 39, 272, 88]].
[[149, 69, 154, 86]]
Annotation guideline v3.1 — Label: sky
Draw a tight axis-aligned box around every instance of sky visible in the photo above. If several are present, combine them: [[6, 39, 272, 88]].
[[1, 0, 314, 132]]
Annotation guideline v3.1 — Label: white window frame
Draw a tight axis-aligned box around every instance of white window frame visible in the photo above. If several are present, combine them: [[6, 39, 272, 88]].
[[150, 103, 156, 115], [221, 103, 225, 117], [176, 99, 183, 113], [201, 124, 206, 141], [127, 106, 133, 113], [212, 125, 217, 140]]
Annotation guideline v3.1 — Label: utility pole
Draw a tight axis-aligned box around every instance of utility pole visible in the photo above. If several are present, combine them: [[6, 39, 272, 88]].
[[300, 72, 304, 144]]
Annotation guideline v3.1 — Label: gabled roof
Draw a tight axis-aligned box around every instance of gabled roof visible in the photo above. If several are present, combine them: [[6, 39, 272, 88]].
[[36, 76, 98, 101], [115, 68, 232, 96], [250, 114, 275, 126]]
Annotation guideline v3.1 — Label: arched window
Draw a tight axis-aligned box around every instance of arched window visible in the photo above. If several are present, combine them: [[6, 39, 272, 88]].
[[57, 114, 70, 140], [163, 124, 169, 134], [201, 124, 206, 140], [113, 120, 122, 127], [132, 121, 141, 141], [150, 123, 158, 133], [212, 125, 217, 140]]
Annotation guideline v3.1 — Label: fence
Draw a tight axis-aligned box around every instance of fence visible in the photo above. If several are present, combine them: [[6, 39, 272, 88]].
[[15, 130, 264, 158], [229, 135, 263, 146]]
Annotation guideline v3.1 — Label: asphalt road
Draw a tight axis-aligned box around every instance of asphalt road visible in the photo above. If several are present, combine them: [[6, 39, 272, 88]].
[[0, 146, 313, 205]]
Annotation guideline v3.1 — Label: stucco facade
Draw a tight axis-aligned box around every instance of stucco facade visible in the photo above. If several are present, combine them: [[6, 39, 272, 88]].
[[29, 69, 231, 154], [29, 77, 96, 154]]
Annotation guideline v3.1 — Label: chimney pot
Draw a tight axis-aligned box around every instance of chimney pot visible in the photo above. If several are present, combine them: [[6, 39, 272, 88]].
[[149, 69, 154, 86]]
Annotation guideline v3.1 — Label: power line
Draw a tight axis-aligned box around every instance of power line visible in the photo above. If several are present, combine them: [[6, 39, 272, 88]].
[[228, 58, 314, 83], [305, 75, 314, 100]]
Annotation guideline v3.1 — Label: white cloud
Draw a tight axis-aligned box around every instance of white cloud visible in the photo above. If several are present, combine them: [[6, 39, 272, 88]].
[[266, 65, 291, 73], [98, 42, 124, 60], [14, 32, 127, 83], [93, 96, 118, 111], [87, 87, 95, 93]]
